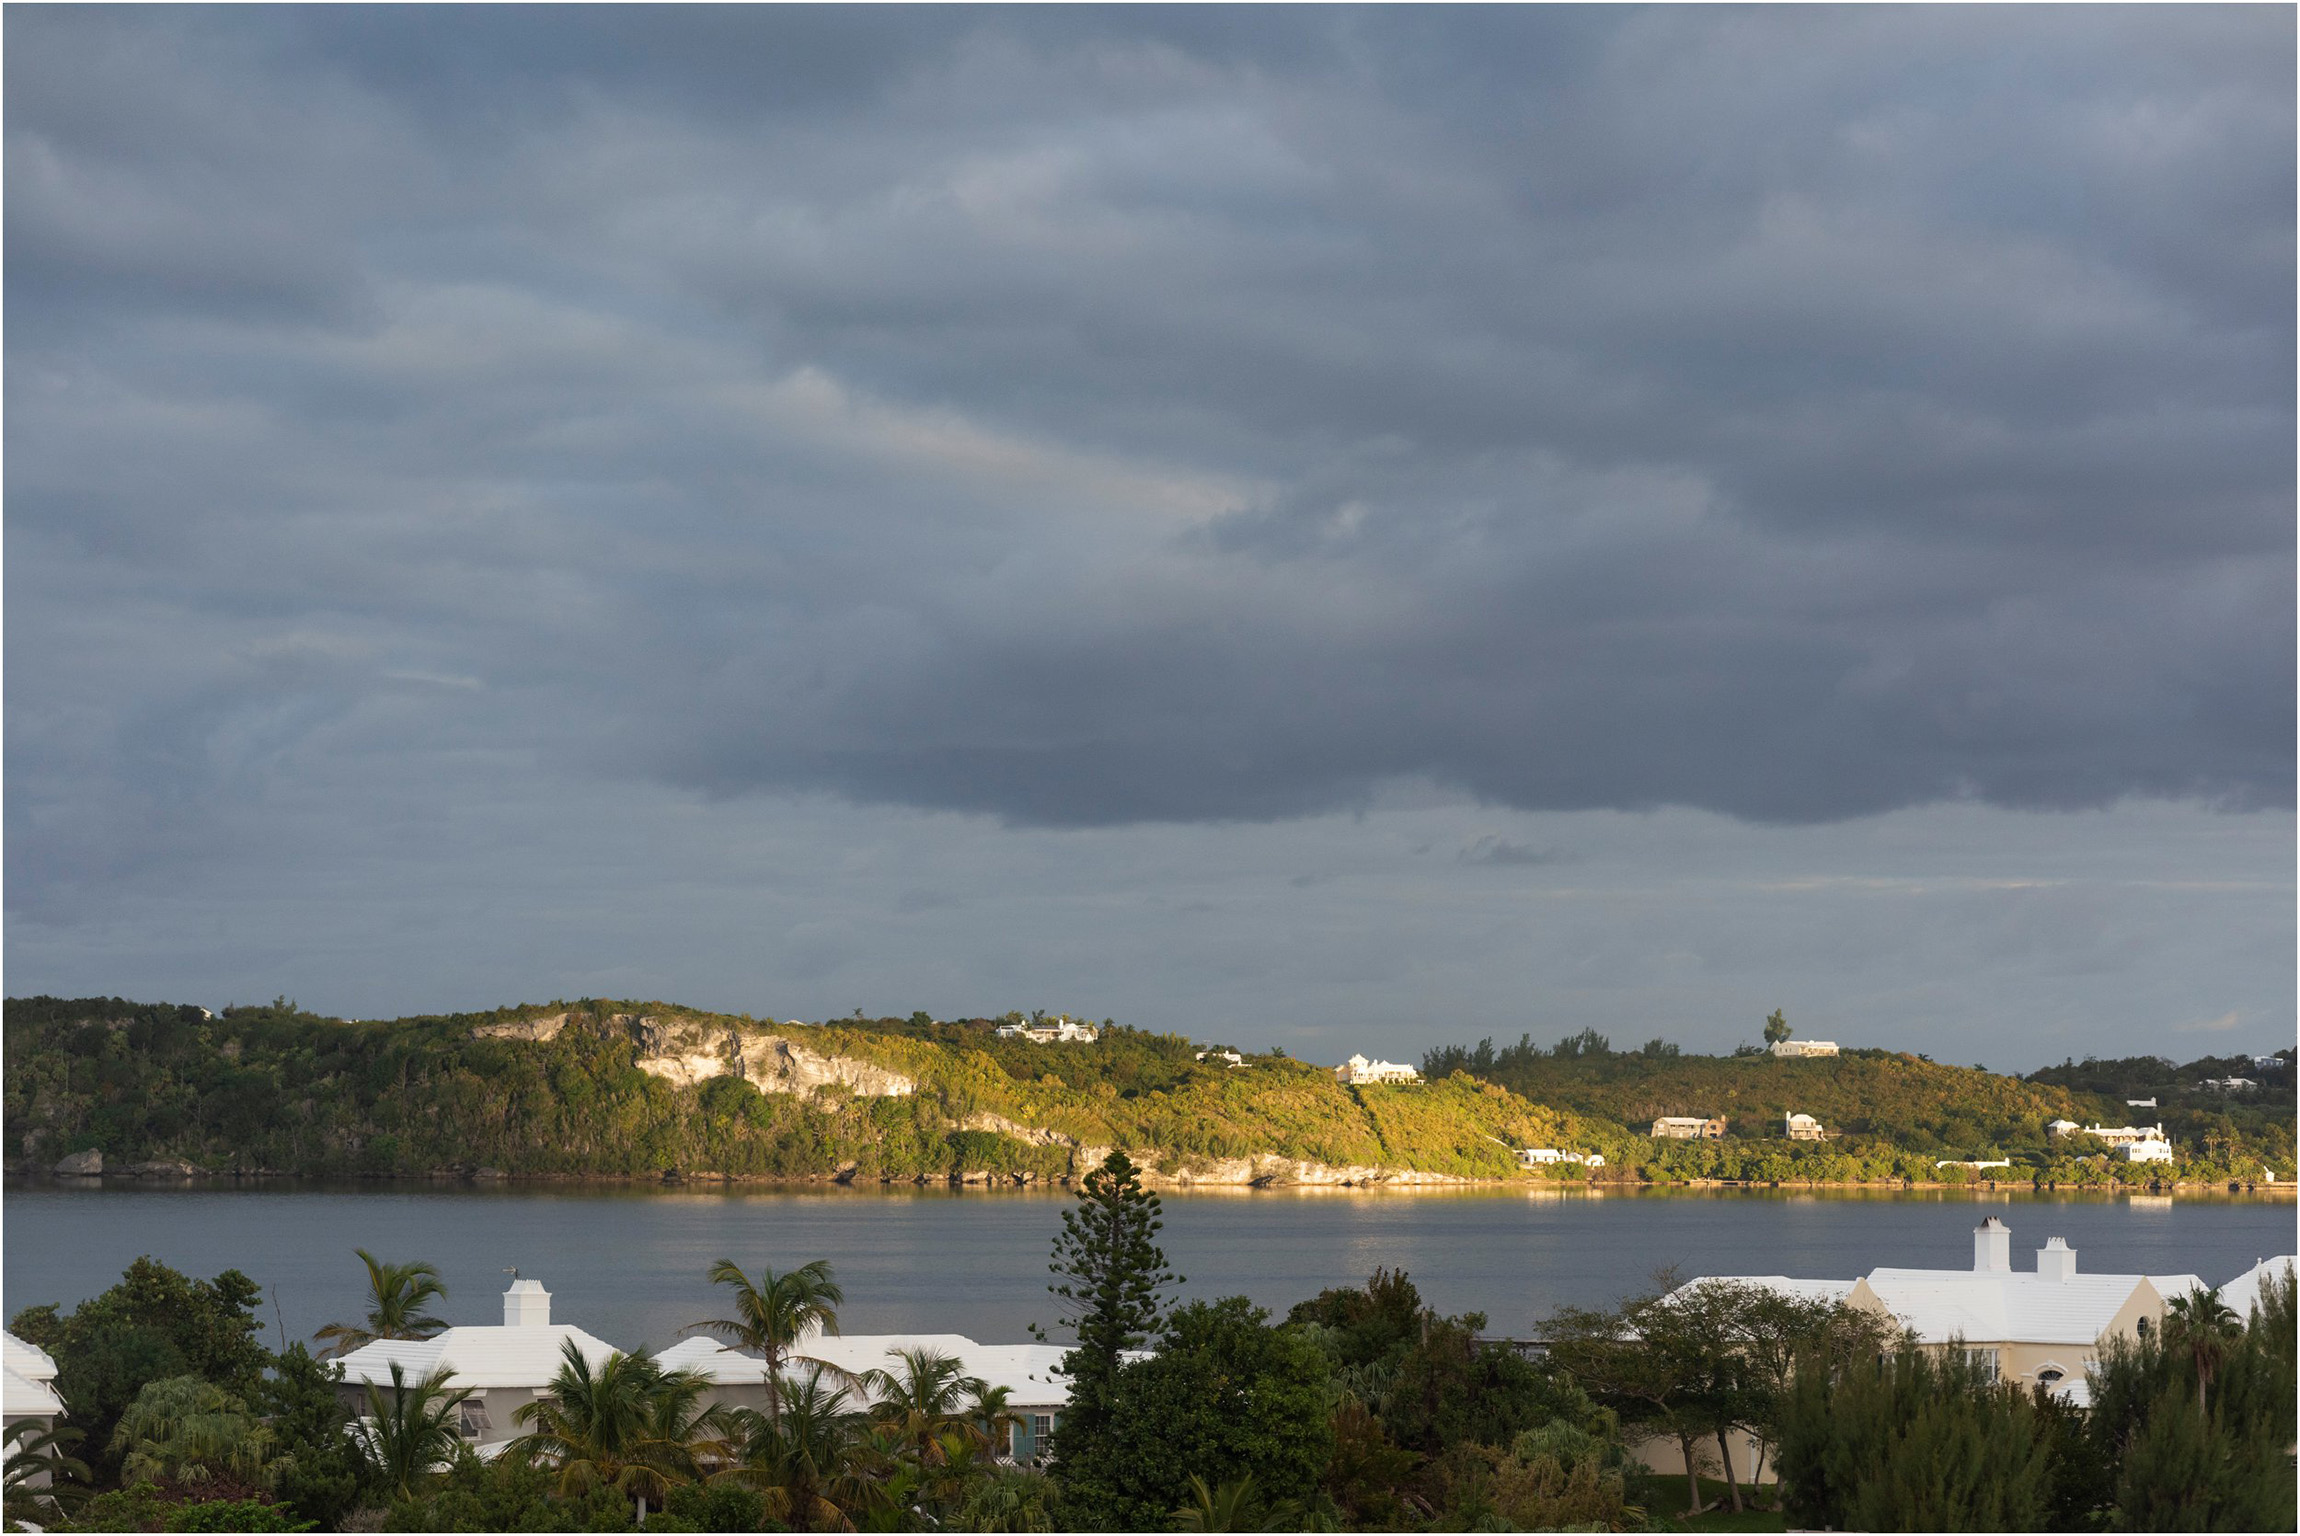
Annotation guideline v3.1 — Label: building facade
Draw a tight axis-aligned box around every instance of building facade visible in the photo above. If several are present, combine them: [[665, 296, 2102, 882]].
[[1335, 1054, 1421, 1085], [1766, 1039, 1840, 1058], [1650, 1116, 1727, 1140]]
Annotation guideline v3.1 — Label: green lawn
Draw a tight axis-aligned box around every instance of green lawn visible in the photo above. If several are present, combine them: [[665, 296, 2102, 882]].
[[1633, 1474, 1790, 1532]]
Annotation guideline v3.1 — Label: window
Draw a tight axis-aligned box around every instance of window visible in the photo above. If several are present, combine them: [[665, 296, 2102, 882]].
[[1033, 1413, 1054, 1443], [1961, 1348, 1999, 1384], [2035, 1367, 2065, 1385], [458, 1401, 492, 1440]]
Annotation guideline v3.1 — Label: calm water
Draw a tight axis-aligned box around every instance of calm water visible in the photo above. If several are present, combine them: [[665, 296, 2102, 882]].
[[4, 1182, 2291, 1352]]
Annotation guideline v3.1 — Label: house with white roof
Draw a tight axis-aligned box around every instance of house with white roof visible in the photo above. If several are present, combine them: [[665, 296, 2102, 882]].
[[995, 1017, 1099, 1045], [655, 1330, 1078, 1463], [2046, 1118, 2082, 1138], [3, 1331, 66, 1483], [1846, 1218, 2202, 1396], [1335, 1054, 1420, 1085], [1767, 1039, 1838, 1059], [2078, 1122, 2164, 1148], [333, 1278, 621, 1451], [2217, 1256, 2296, 1322], [1650, 1115, 1726, 1140], [1783, 1112, 1825, 1141], [1516, 1147, 1604, 1169]]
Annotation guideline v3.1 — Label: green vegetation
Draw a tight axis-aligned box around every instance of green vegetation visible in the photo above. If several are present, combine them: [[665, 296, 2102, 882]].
[[2, 996, 1585, 1184], [7, 995, 2292, 1188], [1424, 1027, 2296, 1185]]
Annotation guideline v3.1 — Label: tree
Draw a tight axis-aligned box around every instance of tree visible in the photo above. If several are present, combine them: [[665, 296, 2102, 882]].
[[723, 1367, 870, 1532], [350, 1361, 473, 1504], [861, 1346, 988, 1465], [4, 1418, 91, 1528], [1043, 1150, 1180, 1504], [689, 1257, 847, 1429], [1774, 1342, 2055, 1531], [2159, 1287, 2242, 1420], [1763, 1010, 1792, 1047], [253, 1343, 375, 1529], [1170, 1471, 1300, 1532], [312, 1250, 450, 1358], [1068, 1297, 1332, 1531], [8, 1257, 268, 1482], [509, 1340, 720, 1522], [108, 1374, 282, 1495]]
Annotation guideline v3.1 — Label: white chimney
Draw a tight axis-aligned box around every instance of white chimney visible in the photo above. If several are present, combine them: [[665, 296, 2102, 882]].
[[2038, 1237, 2077, 1283], [504, 1278, 551, 1327], [1973, 1216, 2011, 1273]]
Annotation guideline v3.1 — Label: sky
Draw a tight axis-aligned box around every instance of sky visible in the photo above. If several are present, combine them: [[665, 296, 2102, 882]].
[[5, 6, 2292, 1073]]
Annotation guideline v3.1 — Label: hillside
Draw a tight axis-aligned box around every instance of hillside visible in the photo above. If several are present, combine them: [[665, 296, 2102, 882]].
[[1423, 1032, 2296, 1185], [1, 997, 1593, 1186]]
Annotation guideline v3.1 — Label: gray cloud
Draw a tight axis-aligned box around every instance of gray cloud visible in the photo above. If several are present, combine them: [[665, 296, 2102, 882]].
[[3, 8, 2291, 1061]]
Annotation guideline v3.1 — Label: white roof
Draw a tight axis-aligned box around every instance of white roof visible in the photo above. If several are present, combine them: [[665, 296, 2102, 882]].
[[656, 1333, 1074, 1408], [2, 1333, 58, 1384], [2218, 1256, 2296, 1321], [1663, 1275, 1857, 1308], [1862, 1269, 2203, 1346], [4, 1365, 65, 1419], [336, 1323, 621, 1390]]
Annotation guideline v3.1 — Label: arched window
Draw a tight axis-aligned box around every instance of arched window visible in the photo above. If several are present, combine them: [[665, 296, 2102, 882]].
[[2035, 1366, 2066, 1385]]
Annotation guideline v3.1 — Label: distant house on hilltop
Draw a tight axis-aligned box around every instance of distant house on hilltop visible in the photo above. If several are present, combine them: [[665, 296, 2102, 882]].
[[1336, 1054, 1420, 1085], [1767, 1039, 1839, 1059], [995, 1016, 1100, 1045], [1650, 1116, 1726, 1140]]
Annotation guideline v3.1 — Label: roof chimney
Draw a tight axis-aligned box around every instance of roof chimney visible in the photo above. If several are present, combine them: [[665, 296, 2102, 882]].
[[504, 1278, 551, 1327], [1973, 1216, 2011, 1273], [2038, 1237, 2077, 1283]]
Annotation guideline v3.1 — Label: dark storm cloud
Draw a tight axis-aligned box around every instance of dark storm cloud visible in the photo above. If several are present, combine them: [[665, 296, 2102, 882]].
[[5, 3, 2291, 909]]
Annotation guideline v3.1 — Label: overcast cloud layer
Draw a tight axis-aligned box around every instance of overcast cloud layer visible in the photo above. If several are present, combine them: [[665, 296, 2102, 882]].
[[6, 7, 2292, 1067]]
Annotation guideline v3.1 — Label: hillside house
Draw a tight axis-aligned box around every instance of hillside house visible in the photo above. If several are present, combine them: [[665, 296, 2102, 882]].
[[2202, 1077, 2258, 1093], [1335, 1054, 1421, 1085], [995, 1017, 1099, 1045], [1195, 1049, 1244, 1067], [2046, 1118, 2081, 1138], [1783, 1112, 1825, 1141], [1516, 1148, 1604, 1168], [2251, 1054, 2287, 1072], [2123, 1137, 2174, 1164], [1650, 1116, 1726, 1140], [1766, 1039, 1839, 1059], [2078, 1122, 2164, 1148], [2125, 1097, 2156, 1108]]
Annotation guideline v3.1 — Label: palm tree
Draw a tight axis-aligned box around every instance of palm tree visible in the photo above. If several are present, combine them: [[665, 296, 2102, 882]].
[[110, 1375, 281, 1493], [689, 1257, 847, 1428], [314, 1249, 451, 1357], [511, 1338, 720, 1522], [350, 1361, 474, 1502], [964, 1380, 1024, 1460], [2162, 1288, 2244, 1419], [724, 1367, 870, 1532], [4, 1419, 91, 1527], [861, 1346, 988, 1464]]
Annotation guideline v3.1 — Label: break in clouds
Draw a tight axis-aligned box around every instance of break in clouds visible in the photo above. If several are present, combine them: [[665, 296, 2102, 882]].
[[4, 8, 2292, 1058]]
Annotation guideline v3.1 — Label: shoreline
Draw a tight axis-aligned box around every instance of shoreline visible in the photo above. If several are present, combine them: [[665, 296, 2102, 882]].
[[10, 1167, 2291, 1199]]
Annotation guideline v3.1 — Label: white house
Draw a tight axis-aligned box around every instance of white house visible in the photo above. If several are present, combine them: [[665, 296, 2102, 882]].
[[1335, 1054, 1420, 1085], [1637, 1219, 2210, 1483], [2201, 1077, 2258, 1093], [1767, 1039, 1839, 1059], [995, 1017, 1100, 1045], [2078, 1122, 2164, 1148], [2216, 1256, 2296, 1321], [655, 1331, 1077, 1463], [2123, 1137, 2175, 1164], [333, 1279, 621, 1450], [1935, 1158, 2011, 1171], [2046, 1118, 2081, 1138], [2249, 1054, 2287, 1072], [3, 1331, 65, 1483], [1516, 1148, 1604, 1168], [1784, 1112, 1825, 1141], [2125, 1097, 2157, 1109], [1195, 1050, 1244, 1067]]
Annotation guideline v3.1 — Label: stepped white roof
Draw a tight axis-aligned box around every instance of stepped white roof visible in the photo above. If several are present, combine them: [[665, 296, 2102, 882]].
[[2, 1331, 64, 1421], [1661, 1276, 1856, 1308], [336, 1323, 620, 1390], [655, 1332, 1074, 1406], [1859, 1269, 2203, 1346], [2217, 1256, 2296, 1322]]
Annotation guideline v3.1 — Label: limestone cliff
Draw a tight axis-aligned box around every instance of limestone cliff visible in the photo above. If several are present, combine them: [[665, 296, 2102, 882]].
[[616, 1014, 915, 1098]]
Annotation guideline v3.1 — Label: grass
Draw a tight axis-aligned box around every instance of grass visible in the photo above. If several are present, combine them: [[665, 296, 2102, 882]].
[[1632, 1474, 1791, 1533]]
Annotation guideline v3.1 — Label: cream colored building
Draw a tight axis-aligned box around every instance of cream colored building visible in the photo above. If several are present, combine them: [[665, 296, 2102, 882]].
[[1335, 1054, 1421, 1085], [1650, 1115, 1726, 1139], [1766, 1039, 1839, 1058], [1783, 1112, 1825, 1141]]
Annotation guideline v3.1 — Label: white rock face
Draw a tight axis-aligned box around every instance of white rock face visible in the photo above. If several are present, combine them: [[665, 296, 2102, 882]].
[[473, 1012, 570, 1042], [614, 1014, 915, 1098]]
